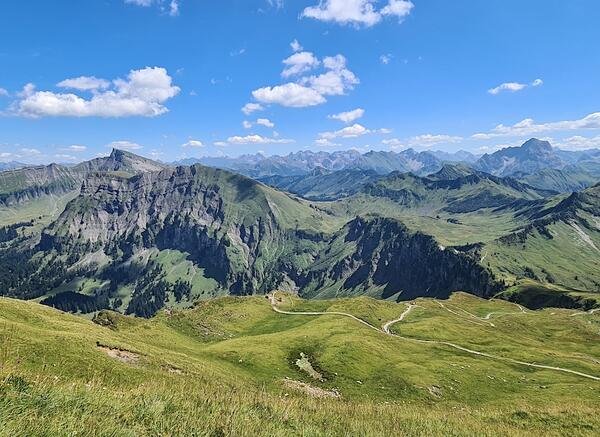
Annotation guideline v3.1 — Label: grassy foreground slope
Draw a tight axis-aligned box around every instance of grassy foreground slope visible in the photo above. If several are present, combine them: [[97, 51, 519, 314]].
[[1, 293, 599, 436]]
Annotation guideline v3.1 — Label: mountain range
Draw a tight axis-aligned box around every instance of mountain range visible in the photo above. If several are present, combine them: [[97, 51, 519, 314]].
[[0, 138, 599, 318], [174, 139, 600, 184]]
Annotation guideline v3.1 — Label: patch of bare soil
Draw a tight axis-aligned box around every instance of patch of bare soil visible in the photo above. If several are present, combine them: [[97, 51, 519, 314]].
[[283, 378, 340, 399], [97, 344, 140, 364]]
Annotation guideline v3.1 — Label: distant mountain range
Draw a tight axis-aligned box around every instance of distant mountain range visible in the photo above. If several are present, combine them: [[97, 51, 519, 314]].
[[174, 148, 478, 178], [475, 138, 600, 177], [0, 161, 28, 171], [174, 139, 600, 193]]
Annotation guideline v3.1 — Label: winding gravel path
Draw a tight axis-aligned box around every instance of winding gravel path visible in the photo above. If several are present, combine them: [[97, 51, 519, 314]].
[[269, 292, 600, 382]]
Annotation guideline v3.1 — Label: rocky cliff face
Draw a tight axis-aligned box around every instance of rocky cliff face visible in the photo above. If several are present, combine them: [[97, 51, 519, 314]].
[[300, 217, 500, 300], [40, 165, 301, 295], [0, 149, 167, 206], [37, 164, 501, 302]]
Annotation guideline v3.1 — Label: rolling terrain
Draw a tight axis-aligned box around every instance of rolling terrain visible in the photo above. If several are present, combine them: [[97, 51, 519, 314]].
[[1, 292, 599, 435]]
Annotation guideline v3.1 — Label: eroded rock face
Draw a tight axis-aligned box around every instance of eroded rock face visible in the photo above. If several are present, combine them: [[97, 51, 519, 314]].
[[40, 165, 289, 294], [300, 217, 500, 300], [37, 164, 500, 302], [0, 149, 168, 207]]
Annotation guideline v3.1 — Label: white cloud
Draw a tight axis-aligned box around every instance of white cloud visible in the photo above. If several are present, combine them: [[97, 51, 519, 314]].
[[64, 145, 87, 152], [182, 140, 204, 148], [213, 141, 228, 147], [256, 118, 275, 128], [230, 48, 246, 57], [381, 0, 414, 20], [0, 88, 9, 97], [408, 134, 463, 147], [488, 82, 527, 95], [472, 112, 600, 139], [126, 0, 153, 6], [20, 148, 42, 156], [14, 67, 180, 118], [302, 0, 413, 27], [554, 135, 600, 151], [226, 134, 294, 145], [329, 108, 364, 123], [250, 50, 358, 109], [282, 51, 320, 78], [268, 0, 284, 8], [125, 0, 179, 16], [241, 102, 264, 115], [243, 120, 253, 129], [252, 83, 326, 108], [290, 39, 303, 52], [301, 55, 359, 96], [54, 154, 78, 162], [169, 0, 179, 16], [380, 54, 392, 65], [107, 140, 143, 151], [315, 138, 341, 147], [382, 138, 406, 149], [57, 76, 110, 91], [532, 78, 543, 87], [319, 123, 370, 139]]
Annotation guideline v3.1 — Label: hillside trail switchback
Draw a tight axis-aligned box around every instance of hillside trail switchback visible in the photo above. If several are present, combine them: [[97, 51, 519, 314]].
[[269, 292, 600, 382]]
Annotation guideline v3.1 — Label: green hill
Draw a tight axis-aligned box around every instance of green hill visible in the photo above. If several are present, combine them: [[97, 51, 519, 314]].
[[1, 293, 599, 436]]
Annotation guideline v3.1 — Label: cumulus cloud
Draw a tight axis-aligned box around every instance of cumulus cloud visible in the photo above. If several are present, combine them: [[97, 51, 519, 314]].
[[256, 118, 275, 128], [555, 135, 600, 151], [319, 123, 371, 139], [302, 0, 414, 28], [250, 51, 358, 109], [532, 78, 544, 87], [182, 140, 204, 148], [472, 112, 600, 139], [252, 83, 326, 108], [226, 134, 294, 145], [241, 102, 264, 115], [57, 76, 110, 91], [13, 67, 180, 118], [282, 51, 320, 78], [0, 88, 9, 97], [301, 55, 359, 96], [488, 82, 527, 95], [243, 120, 253, 129], [107, 140, 143, 150], [329, 108, 364, 123]]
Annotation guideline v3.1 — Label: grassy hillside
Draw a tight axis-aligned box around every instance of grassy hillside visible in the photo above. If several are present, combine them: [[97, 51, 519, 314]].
[[1, 293, 599, 436]]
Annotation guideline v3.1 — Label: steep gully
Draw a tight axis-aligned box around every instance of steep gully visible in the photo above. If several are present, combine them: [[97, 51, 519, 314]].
[[269, 292, 600, 382]]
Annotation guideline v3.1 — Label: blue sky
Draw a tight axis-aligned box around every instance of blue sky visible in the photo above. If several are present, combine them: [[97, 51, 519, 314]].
[[1, 0, 600, 164]]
